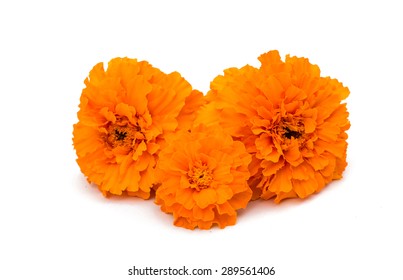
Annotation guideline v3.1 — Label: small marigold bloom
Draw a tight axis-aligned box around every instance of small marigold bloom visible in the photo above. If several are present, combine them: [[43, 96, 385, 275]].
[[196, 50, 350, 203], [73, 57, 203, 198], [155, 125, 252, 229]]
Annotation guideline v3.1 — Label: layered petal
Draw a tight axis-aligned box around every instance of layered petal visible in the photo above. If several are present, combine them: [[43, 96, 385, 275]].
[[155, 125, 252, 230], [73, 57, 201, 198], [202, 50, 350, 202]]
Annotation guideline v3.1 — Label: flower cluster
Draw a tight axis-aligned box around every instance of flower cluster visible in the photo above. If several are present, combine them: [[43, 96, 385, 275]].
[[73, 51, 350, 229]]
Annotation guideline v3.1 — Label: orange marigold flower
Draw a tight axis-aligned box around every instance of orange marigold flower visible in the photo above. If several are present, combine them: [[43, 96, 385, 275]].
[[73, 57, 203, 199], [196, 50, 350, 203], [155, 125, 252, 229]]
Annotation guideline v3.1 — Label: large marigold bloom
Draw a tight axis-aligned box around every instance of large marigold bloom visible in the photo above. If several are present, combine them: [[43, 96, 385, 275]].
[[73, 57, 203, 198], [196, 50, 350, 203], [155, 125, 252, 229]]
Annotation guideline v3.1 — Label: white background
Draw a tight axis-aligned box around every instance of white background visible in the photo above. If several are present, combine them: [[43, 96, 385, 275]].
[[1, 1, 402, 279]]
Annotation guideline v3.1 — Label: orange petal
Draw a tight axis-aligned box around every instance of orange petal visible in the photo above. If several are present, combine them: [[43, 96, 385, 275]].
[[304, 117, 316, 134], [284, 142, 302, 166], [293, 177, 318, 199], [176, 188, 195, 210], [269, 166, 292, 193], [261, 158, 285, 177], [228, 189, 252, 209], [255, 134, 274, 158], [216, 202, 236, 216], [193, 188, 217, 209], [291, 162, 310, 180], [216, 187, 233, 204], [126, 75, 152, 115], [193, 205, 214, 221], [132, 141, 147, 161], [285, 85, 307, 103], [307, 153, 330, 171], [273, 189, 297, 203], [115, 103, 137, 124]]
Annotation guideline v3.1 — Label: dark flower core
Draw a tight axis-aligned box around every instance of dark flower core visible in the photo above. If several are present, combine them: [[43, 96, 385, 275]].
[[188, 164, 213, 191], [283, 127, 302, 139]]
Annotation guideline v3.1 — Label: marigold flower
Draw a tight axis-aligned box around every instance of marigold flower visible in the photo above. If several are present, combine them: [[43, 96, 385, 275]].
[[196, 50, 350, 203], [155, 125, 252, 229], [73, 57, 203, 198]]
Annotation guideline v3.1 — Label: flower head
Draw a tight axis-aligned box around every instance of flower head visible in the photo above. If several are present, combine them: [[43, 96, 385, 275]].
[[73, 57, 203, 198], [197, 50, 350, 202], [155, 125, 252, 229]]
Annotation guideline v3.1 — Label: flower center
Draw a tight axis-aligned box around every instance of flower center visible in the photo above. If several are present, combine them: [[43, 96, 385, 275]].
[[283, 126, 302, 139], [188, 165, 213, 191], [105, 122, 143, 150], [273, 117, 304, 140]]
